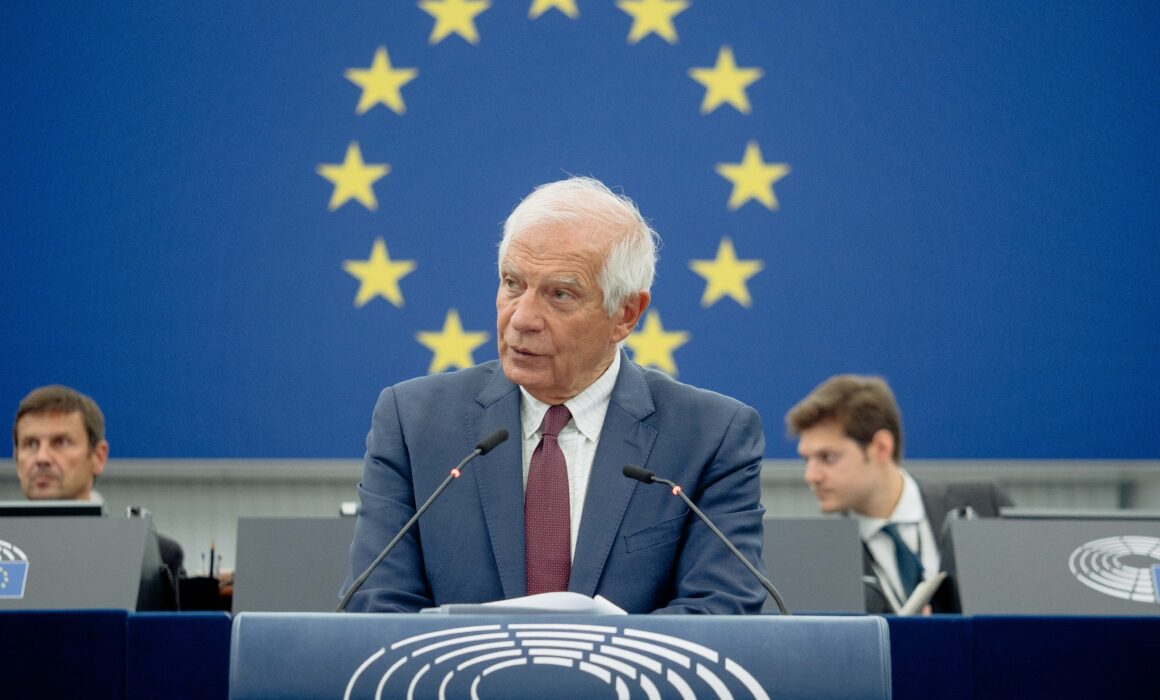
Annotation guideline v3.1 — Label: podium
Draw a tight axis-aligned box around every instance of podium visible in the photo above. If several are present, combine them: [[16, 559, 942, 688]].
[[0, 516, 165, 610], [230, 613, 891, 699]]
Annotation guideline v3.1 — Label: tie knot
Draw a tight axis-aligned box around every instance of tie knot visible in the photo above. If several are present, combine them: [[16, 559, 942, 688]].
[[541, 405, 571, 438], [880, 523, 905, 544]]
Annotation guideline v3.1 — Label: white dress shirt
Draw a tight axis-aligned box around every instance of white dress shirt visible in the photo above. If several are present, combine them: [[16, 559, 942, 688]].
[[519, 351, 620, 559], [857, 470, 940, 607]]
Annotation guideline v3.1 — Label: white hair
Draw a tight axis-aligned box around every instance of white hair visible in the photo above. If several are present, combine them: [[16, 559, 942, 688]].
[[497, 176, 659, 316]]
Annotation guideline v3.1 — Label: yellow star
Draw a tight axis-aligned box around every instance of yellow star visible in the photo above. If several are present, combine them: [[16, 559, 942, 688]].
[[689, 237, 764, 308], [416, 309, 490, 373], [688, 46, 764, 115], [715, 140, 790, 211], [529, 0, 578, 19], [316, 142, 390, 211], [344, 46, 418, 116], [616, 0, 690, 45], [625, 310, 690, 375], [420, 0, 491, 45], [342, 238, 417, 308]]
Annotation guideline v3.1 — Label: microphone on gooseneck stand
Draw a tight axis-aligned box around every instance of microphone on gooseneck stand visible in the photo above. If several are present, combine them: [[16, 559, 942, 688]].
[[335, 428, 510, 612], [622, 464, 790, 615]]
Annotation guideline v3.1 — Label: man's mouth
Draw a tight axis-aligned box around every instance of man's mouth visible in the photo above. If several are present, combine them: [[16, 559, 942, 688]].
[[31, 471, 60, 485]]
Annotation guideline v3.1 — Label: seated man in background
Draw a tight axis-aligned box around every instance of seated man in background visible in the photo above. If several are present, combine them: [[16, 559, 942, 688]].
[[785, 374, 1012, 613], [12, 385, 186, 596]]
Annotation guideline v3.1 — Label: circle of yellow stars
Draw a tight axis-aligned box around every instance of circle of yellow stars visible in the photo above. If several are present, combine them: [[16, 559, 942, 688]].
[[318, 0, 790, 376]]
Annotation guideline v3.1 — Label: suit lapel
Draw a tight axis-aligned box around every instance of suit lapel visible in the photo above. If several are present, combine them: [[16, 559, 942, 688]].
[[569, 354, 657, 596], [469, 367, 525, 599], [917, 478, 952, 541], [915, 478, 964, 613], [860, 543, 892, 614]]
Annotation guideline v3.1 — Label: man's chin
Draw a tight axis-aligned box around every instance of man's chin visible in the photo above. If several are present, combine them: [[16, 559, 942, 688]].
[[28, 490, 63, 500], [501, 362, 546, 388], [815, 499, 844, 514]]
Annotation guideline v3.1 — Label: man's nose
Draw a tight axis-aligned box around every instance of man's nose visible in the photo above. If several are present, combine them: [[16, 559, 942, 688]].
[[34, 443, 54, 463], [508, 293, 544, 331], [803, 459, 822, 485]]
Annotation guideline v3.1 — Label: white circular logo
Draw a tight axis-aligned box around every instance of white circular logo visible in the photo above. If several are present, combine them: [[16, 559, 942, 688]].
[[1068, 535, 1160, 603], [343, 622, 771, 700], [0, 540, 28, 561]]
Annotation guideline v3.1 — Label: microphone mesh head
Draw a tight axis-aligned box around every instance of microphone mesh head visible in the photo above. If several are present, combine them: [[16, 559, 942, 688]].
[[622, 465, 655, 483], [476, 428, 509, 455]]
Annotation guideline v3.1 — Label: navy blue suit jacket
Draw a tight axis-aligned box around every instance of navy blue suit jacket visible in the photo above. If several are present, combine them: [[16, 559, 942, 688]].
[[343, 351, 768, 614]]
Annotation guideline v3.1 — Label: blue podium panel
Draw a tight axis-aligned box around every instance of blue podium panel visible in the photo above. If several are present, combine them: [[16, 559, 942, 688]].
[[230, 613, 890, 700], [971, 616, 1160, 699], [126, 612, 232, 700], [885, 617, 972, 700], [0, 610, 127, 700]]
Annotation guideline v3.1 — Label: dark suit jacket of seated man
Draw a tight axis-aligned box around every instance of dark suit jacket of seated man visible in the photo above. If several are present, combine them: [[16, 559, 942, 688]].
[[342, 177, 768, 614]]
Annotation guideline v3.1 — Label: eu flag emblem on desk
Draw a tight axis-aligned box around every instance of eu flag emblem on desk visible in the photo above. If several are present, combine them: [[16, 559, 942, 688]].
[[0, 561, 29, 599]]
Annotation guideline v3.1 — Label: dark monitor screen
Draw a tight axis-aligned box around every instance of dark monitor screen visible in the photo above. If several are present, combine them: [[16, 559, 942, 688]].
[[0, 500, 104, 517]]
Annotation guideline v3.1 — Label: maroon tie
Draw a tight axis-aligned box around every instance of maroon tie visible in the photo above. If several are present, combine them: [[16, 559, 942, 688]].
[[525, 404, 572, 595]]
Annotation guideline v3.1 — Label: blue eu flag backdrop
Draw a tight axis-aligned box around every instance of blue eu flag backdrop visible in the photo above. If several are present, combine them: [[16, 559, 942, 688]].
[[2, 2, 1158, 458]]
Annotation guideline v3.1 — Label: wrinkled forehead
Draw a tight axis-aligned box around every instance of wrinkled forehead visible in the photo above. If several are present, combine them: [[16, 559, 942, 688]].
[[502, 222, 612, 269]]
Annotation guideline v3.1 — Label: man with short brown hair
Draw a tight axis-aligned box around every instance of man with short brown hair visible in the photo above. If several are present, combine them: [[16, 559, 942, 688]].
[[13, 385, 108, 501], [12, 385, 185, 599], [786, 374, 1012, 613]]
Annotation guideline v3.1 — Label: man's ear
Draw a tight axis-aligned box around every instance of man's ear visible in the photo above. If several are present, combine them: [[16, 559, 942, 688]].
[[611, 291, 650, 343], [868, 429, 895, 466], [91, 440, 109, 477]]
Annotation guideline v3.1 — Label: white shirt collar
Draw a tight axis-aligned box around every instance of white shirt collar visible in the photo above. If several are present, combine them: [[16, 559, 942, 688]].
[[520, 350, 620, 442], [856, 469, 925, 540]]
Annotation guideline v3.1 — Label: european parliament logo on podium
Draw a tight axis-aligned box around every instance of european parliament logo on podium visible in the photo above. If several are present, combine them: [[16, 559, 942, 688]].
[[344, 621, 771, 700], [0, 540, 30, 599]]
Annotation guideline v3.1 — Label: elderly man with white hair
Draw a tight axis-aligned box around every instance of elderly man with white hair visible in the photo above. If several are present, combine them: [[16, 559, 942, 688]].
[[342, 176, 768, 614]]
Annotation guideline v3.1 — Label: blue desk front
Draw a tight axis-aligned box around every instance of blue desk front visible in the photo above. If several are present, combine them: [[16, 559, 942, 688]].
[[4, 612, 1157, 699], [229, 613, 892, 700]]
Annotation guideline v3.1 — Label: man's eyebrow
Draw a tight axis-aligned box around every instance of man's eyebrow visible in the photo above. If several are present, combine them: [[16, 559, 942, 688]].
[[20, 431, 69, 441], [543, 275, 581, 287]]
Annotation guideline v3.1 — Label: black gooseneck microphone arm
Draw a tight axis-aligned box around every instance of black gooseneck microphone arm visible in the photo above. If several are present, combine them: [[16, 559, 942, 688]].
[[622, 464, 790, 615], [336, 428, 509, 612]]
